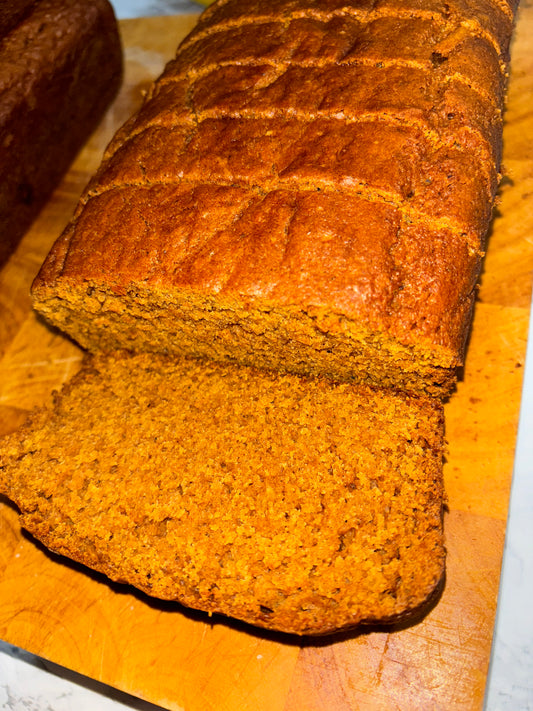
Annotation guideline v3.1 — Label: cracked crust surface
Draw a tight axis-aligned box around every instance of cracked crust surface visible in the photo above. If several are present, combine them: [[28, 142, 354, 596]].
[[31, 0, 516, 396]]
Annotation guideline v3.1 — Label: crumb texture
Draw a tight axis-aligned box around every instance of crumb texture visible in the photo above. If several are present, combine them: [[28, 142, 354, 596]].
[[0, 352, 445, 635]]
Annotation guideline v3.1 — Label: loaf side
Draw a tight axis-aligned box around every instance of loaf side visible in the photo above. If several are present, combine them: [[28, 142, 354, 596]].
[[0, 0, 122, 266]]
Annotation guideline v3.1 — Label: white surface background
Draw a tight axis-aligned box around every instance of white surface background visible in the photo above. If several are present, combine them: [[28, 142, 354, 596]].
[[1, 1, 532, 709]]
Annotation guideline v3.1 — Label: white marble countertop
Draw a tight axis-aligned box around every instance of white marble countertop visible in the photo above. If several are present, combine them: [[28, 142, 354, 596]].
[[1, 1, 532, 709]]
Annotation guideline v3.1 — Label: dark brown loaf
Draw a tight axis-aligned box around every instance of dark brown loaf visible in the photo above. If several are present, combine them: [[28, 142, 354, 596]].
[[31, 0, 517, 396], [0, 1, 37, 37], [0, 351, 446, 635], [0, 0, 122, 266]]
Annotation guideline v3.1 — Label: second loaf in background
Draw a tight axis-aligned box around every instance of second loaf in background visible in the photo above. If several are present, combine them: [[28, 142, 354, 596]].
[[31, 0, 517, 395]]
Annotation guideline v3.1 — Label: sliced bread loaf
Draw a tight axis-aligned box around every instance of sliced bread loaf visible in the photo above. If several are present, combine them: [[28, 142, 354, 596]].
[[31, 0, 517, 396]]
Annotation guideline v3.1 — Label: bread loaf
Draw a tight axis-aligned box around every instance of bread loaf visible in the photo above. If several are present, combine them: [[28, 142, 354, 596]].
[[31, 0, 517, 396], [0, 0, 518, 635], [0, 352, 446, 635], [0, 0, 122, 266]]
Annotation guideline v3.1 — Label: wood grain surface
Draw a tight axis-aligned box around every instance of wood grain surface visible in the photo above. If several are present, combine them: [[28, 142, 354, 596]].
[[1, 9, 532, 710]]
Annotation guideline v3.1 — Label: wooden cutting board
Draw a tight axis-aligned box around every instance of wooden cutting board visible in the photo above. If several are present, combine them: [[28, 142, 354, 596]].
[[1, 10, 532, 710]]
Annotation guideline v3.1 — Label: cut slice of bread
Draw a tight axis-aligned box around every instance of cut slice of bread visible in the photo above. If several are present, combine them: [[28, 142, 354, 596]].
[[0, 351, 446, 635]]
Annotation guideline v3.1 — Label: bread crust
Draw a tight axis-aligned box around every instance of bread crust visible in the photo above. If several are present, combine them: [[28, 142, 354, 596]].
[[0, 0, 122, 266], [31, 0, 516, 395]]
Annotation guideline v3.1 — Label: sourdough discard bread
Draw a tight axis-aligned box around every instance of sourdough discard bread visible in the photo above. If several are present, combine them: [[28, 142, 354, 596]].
[[0, 0, 122, 266], [0, 352, 445, 635], [31, 0, 517, 396]]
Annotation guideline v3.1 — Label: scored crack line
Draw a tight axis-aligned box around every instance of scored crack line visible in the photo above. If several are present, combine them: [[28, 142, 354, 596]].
[[90, 108, 498, 203], [159, 55, 504, 114], [180, 4, 511, 61], [77, 177, 486, 257]]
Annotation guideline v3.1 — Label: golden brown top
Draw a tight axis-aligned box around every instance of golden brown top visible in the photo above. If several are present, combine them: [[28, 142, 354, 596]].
[[33, 0, 517, 374]]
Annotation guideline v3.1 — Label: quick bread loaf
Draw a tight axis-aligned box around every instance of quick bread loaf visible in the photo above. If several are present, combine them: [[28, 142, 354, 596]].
[[0, 352, 446, 635], [0, 0, 122, 266], [0, 0, 518, 635], [31, 0, 517, 396]]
